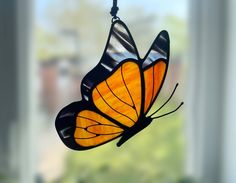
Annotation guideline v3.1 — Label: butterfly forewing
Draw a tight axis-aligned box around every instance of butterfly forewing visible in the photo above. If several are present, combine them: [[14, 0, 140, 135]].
[[92, 61, 142, 128], [81, 20, 139, 101]]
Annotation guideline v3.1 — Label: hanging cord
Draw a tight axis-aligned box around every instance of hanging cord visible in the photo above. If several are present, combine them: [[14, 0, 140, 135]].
[[110, 0, 120, 21]]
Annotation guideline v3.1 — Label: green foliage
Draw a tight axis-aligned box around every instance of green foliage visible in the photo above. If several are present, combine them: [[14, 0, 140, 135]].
[[178, 177, 196, 183], [36, 27, 72, 61], [0, 174, 17, 183], [163, 16, 188, 58]]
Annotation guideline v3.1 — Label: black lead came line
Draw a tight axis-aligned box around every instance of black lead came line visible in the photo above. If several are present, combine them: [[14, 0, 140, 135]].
[[151, 66, 155, 103], [121, 65, 139, 119], [95, 87, 136, 124], [78, 115, 126, 129], [77, 116, 100, 125], [105, 80, 134, 108], [76, 126, 123, 136]]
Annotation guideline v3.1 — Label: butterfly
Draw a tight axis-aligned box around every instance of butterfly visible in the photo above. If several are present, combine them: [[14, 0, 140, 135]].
[[55, 20, 183, 150]]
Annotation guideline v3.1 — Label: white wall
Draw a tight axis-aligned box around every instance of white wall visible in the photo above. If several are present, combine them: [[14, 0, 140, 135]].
[[222, 0, 236, 182], [187, 0, 227, 182], [17, 0, 36, 182]]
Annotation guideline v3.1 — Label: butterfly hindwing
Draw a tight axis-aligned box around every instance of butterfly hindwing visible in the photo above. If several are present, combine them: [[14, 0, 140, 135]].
[[75, 110, 123, 148], [143, 61, 167, 113], [142, 31, 170, 114], [56, 101, 124, 150]]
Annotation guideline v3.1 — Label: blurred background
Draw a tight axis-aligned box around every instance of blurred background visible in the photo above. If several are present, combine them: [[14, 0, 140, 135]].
[[0, 0, 235, 183]]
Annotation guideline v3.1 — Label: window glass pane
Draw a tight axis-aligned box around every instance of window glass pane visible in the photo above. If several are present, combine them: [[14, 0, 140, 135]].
[[34, 0, 189, 182]]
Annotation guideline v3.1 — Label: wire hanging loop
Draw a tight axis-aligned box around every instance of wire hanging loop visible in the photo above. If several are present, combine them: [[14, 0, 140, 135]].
[[110, 0, 120, 21]]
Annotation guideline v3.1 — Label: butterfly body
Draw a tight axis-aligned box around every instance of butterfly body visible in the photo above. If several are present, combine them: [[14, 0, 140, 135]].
[[116, 115, 153, 147], [55, 20, 183, 151]]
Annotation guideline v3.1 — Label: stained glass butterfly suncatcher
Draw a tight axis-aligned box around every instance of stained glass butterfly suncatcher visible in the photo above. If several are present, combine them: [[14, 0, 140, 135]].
[[55, 20, 183, 150]]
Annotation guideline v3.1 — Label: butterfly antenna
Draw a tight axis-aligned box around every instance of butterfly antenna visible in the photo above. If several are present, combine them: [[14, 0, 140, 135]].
[[151, 102, 184, 119], [150, 83, 179, 117]]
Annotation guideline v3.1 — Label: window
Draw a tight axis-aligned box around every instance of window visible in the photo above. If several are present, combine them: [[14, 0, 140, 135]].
[[35, 1, 188, 183]]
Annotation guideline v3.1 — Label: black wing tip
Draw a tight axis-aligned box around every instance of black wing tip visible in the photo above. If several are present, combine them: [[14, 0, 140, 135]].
[[55, 101, 90, 151], [159, 30, 170, 41], [160, 30, 169, 35]]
